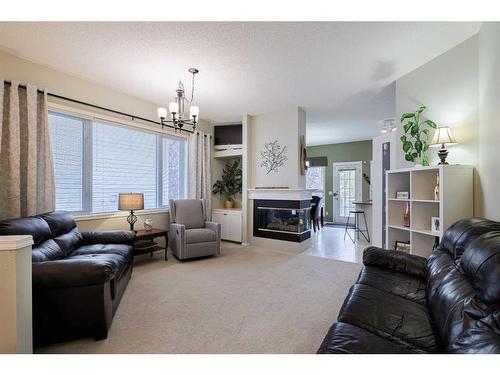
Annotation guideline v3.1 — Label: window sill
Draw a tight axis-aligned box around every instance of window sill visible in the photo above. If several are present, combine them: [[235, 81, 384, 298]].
[[74, 208, 169, 222]]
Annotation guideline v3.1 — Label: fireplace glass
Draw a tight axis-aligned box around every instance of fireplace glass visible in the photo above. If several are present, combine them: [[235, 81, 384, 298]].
[[256, 207, 311, 234]]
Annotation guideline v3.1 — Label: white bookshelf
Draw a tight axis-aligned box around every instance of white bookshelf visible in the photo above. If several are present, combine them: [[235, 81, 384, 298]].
[[386, 165, 473, 258]]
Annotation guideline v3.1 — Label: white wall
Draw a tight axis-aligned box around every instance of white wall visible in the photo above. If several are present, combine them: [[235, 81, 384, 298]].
[[251, 107, 305, 188], [478, 23, 500, 221], [395, 35, 479, 169]]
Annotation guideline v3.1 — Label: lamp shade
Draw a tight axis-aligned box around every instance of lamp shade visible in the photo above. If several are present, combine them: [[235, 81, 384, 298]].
[[118, 193, 144, 211], [430, 127, 457, 147]]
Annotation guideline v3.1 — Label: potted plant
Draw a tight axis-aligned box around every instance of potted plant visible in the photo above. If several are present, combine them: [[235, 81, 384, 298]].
[[212, 159, 242, 208], [400, 106, 437, 166]]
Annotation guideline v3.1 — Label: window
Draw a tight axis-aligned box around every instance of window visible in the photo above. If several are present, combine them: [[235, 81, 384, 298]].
[[306, 166, 326, 197], [48, 111, 187, 214]]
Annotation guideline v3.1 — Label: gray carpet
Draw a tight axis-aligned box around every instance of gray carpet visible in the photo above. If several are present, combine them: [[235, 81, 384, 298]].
[[36, 243, 362, 354]]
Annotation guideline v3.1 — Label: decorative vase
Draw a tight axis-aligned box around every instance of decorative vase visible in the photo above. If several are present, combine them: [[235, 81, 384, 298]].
[[225, 199, 235, 209], [144, 218, 153, 231], [414, 156, 422, 167], [403, 202, 411, 227]]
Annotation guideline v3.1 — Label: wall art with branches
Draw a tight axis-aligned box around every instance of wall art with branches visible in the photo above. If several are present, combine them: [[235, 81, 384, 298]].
[[260, 140, 288, 175]]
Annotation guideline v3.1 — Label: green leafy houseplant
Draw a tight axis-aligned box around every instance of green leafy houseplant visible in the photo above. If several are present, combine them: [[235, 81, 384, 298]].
[[400, 105, 437, 166], [212, 159, 242, 208]]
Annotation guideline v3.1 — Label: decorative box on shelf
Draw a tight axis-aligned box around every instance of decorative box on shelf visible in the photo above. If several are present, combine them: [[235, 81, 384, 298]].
[[385, 164, 473, 258]]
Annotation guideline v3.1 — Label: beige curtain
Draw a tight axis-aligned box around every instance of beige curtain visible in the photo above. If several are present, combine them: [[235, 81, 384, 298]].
[[0, 80, 55, 220], [188, 130, 212, 220]]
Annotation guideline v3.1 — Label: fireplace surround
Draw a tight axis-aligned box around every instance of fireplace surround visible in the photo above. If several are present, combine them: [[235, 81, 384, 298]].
[[253, 199, 311, 242]]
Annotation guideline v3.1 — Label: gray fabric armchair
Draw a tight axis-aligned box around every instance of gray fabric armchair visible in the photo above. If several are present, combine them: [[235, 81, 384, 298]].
[[169, 199, 221, 260]]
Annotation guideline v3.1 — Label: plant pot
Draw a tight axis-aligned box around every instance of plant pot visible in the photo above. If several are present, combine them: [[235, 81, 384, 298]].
[[224, 200, 235, 209], [414, 156, 423, 167]]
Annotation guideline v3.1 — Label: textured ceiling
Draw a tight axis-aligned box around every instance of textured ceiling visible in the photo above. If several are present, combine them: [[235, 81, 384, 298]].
[[0, 22, 481, 145]]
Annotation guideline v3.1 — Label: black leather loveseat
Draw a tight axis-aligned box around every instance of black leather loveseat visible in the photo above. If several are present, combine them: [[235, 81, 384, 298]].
[[318, 218, 500, 354], [0, 211, 135, 346]]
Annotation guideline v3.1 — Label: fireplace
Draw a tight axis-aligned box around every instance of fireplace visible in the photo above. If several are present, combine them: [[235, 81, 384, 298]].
[[253, 199, 311, 242]]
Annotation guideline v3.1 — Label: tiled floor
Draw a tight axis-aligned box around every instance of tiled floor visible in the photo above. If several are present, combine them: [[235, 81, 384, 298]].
[[304, 225, 370, 263]]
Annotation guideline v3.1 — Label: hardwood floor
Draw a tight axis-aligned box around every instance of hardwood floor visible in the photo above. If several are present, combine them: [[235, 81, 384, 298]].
[[304, 226, 370, 263]]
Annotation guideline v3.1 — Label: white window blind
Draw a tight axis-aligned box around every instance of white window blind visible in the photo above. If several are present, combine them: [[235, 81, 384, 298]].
[[92, 121, 158, 213], [48, 111, 187, 214], [48, 112, 85, 212]]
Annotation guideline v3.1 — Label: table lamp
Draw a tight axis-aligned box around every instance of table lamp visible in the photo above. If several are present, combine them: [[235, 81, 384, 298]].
[[118, 193, 144, 231], [430, 126, 457, 164]]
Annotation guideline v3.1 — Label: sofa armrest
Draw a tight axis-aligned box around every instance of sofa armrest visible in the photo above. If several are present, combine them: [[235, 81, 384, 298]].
[[33, 258, 115, 288], [81, 230, 136, 246], [205, 221, 221, 238], [363, 246, 427, 279]]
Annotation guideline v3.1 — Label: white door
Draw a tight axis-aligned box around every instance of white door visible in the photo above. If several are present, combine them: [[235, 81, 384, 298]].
[[332, 161, 363, 224]]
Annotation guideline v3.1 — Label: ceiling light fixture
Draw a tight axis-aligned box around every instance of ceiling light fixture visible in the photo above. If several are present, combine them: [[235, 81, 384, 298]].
[[157, 68, 200, 132], [380, 118, 396, 133]]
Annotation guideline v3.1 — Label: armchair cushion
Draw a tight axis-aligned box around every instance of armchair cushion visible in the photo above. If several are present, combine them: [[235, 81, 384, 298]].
[[81, 230, 136, 246], [363, 246, 427, 279], [186, 228, 216, 244], [171, 199, 205, 229]]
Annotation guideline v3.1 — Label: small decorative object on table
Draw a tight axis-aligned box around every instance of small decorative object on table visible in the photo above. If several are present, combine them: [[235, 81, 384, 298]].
[[395, 240, 411, 253], [403, 202, 411, 227], [396, 191, 409, 199], [434, 172, 440, 200], [144, 218, 153, 231], [431, 216, 441, 233], [118, 193, 144, 231], [400, 105, 438, 166], [430, 126, 457, 165]]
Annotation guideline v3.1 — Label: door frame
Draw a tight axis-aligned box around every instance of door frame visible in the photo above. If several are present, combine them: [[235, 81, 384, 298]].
[[332, 161, 363, 224]]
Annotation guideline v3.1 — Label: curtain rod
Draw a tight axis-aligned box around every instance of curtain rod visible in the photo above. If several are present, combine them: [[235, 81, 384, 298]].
[[2, 79, 210, 136]]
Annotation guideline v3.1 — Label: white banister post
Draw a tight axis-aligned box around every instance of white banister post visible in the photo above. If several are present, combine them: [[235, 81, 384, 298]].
[[0, 235, 34, 354]]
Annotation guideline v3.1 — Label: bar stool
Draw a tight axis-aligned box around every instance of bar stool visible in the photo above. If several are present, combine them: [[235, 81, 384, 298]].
[[344, 210, 370, 243]]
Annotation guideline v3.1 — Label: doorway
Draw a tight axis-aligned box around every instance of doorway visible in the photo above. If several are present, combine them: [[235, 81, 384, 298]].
[[332, 161, 363, 224]]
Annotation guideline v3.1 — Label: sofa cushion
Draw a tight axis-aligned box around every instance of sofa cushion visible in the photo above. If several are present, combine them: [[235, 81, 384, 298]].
[[0, 216, 52, 247], [186, 228, 216, 244], [52, 227, 83, 256], [460, 231, 500, 310], [32, 239, 65, 262], [438, 218, 500, 261], [72, 243, 134, 263], [172, 199, 205, 229], [68, 253, 129, 280], [40, 211, 77, 237], [356, 265, 427, 305], [317, 322, 427, 354], [337, 284, 440, 352]]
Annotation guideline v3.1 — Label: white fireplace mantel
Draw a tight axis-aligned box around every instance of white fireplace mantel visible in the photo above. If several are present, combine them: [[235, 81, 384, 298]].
[[247, 188, 317, 201]]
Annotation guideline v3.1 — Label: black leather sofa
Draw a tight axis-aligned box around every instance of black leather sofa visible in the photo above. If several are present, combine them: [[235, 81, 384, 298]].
[[0, 211, 135, 346], [318, 218, 500, 354]]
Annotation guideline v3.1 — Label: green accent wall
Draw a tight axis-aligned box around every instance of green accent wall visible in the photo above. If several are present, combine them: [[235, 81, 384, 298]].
[[307, 140, 373, 222]]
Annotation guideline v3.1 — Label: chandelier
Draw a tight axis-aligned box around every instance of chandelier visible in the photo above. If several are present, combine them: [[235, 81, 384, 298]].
[[157, 68, 200, 132]]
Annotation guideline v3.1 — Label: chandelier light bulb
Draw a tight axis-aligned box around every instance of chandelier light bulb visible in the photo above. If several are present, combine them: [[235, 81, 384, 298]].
[[169, 102, 179, 114], [190, 106, 199, 118], [157, 107, 167, 119]]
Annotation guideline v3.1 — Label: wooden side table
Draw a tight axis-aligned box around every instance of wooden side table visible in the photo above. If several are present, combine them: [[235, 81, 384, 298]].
[[134, 228, 169, 261]]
